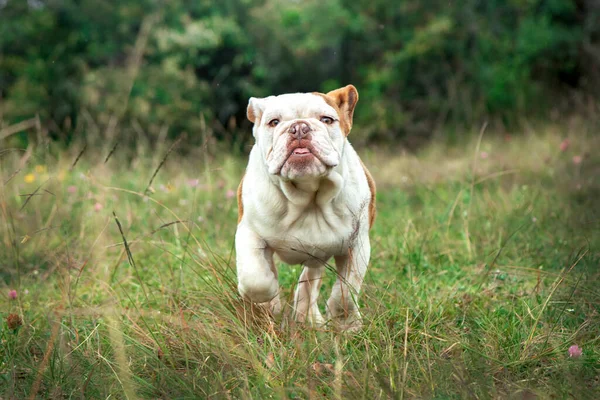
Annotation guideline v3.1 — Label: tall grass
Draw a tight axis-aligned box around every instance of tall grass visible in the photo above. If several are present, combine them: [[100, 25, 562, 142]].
[[1, 118, 598, 398]]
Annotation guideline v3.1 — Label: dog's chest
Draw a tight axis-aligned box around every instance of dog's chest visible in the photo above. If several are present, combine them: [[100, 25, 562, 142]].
[[255, 202, 356, 264]]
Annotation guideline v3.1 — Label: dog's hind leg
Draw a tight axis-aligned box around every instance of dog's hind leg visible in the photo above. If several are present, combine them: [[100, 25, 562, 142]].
[[293, 262, 325, 326], [327, 232, 370, 331]]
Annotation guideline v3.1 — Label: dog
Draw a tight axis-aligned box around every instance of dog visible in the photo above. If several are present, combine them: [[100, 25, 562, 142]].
[[235, 85, 375, 330]]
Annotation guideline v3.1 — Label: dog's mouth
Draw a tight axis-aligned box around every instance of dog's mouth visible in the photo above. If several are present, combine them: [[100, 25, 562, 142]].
[[268, 137, 339, 176], [291, 147, 311, 156], [284, 140, 317, 162]]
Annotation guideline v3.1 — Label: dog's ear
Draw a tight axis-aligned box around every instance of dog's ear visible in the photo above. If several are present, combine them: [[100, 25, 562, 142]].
[[326, 85, 359, 134], [247, 97, 265, 124]]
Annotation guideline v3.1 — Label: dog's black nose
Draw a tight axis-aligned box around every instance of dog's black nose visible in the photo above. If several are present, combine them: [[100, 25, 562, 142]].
[[288, 121, 311, 139]]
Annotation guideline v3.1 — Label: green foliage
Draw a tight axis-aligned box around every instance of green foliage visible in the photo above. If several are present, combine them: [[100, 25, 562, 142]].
[[0, 0, 598, 141]]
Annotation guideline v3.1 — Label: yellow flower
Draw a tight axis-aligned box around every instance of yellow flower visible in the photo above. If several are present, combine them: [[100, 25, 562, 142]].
[[24, 173, 35, 183], [35, 165, 47, 173]]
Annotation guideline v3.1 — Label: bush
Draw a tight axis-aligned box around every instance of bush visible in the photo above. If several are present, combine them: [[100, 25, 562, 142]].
[[0, 0, 598, 143]]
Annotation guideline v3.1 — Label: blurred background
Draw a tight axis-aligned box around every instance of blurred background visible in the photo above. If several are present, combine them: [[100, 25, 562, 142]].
[[1, 0, 599, 147]]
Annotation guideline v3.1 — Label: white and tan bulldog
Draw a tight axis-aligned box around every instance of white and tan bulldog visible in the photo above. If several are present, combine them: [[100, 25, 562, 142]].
[[235, 85, 375, 330]]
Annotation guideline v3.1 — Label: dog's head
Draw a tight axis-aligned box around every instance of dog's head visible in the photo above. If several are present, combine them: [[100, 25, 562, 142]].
[[247, 85, 359, 181]]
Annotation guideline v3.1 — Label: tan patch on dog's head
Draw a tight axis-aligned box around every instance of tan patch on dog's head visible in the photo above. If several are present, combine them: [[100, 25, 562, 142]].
[[246, 104, 256, 123], [313, 85, 359, 136], [246, 97, 264, 124]]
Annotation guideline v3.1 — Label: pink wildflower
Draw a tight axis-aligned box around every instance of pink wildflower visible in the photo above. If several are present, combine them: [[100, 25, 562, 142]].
[[480, 151, 489, 159], [187, 179, 200, 188], [8, 289, 17, 300], [67, 185, 77, 194], [226, 189, 236, 199], [559, 139, 570, 152], [572, 155, 582, 165], [568, 345, 582, 358], [94, 202, 103, 212]]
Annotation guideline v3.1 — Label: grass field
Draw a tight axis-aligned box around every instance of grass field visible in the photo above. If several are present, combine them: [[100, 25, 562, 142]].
[[1, 120, 599, 399]]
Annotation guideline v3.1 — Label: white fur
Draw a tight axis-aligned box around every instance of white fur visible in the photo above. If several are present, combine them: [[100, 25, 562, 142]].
[[236, 92, 371, 330]]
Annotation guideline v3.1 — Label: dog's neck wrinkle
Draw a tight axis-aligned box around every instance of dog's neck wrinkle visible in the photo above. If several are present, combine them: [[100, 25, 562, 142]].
[[279, 180, 320, 207], [277, 170, 344, 210], [276, 172, 346, 233], [291, 179, 321, 193]]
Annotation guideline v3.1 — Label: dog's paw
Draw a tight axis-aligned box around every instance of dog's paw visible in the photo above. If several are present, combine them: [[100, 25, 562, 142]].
[[337, 318, 363, 332], [268, 295, 282, 317], [326, 309, 363, 332], [293, 307, 326, 328], [253, 295, 282, 321]]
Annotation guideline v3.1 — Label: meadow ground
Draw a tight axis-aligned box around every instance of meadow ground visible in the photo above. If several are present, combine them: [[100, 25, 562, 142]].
[[1, 119, 599, 399]]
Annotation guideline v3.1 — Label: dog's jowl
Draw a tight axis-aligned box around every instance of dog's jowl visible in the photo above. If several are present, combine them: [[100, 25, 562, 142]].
[[235, 85, 376, 331]]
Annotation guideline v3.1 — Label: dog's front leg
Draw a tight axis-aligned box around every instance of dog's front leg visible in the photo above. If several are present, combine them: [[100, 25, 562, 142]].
[[327, 231, 370, 331], [235, 224, 281, 316]]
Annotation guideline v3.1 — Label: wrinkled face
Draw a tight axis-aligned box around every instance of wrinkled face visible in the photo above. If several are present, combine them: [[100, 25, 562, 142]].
[[247, 85, 358, 181]]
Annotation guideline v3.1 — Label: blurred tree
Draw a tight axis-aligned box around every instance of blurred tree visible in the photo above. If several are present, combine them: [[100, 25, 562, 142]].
[[0, 0, 597, 144]]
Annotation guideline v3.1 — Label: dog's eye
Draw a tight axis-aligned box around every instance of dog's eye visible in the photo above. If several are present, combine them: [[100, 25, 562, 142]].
[[320, 116, 334, 125], [268, 119, 280, 127]]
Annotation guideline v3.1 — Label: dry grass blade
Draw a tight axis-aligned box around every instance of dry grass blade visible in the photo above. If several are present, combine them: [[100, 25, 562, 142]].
[[70, 144, 87, 170], [20, 178, 50, 211], [144, 134, 186, 195], [0, 118, 37, 140], [112, 211, 151, 303], [521, 249, 588, 358], [464, 121, 488, 257], [104, 140, 120, 164], [28, 311, 61, 400], [400, 307, 410, 400], [3, 168, 22, 185]]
